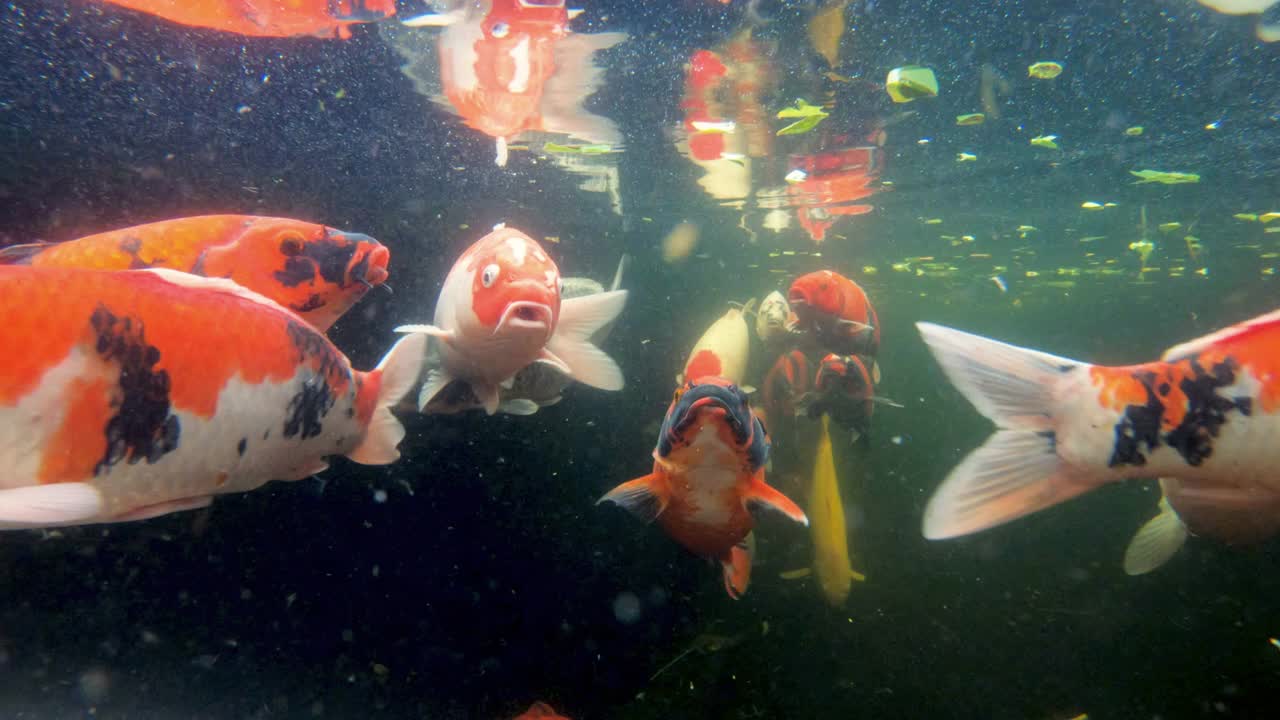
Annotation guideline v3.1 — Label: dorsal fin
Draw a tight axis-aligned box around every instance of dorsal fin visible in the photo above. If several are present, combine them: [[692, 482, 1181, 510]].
[[1161, 308, 1280, 361], [0, 241, 52, 265]]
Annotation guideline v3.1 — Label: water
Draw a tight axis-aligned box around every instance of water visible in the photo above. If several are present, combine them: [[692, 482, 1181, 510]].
[[2, 0, 1279, 717]]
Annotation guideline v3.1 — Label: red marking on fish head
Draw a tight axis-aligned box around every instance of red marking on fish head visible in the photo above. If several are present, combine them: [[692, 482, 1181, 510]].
[[464, 228, 560, 338]]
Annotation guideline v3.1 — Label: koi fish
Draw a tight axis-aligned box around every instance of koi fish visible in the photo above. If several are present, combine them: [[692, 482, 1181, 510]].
[[915, 309, 1280, 541], [419, 255, 628, 416], [0, 215, 389, 332], [513, 702, 571, 720], [781, 415, 866, 606], [0, 266, 423, 529], [797, 353, 896, 443], [99, 0, 396, 39], [754, 290, 791, 345], [761, 350, 813, 423], [787, 270, 880, 356], [598, 377, 808, 599], [679, 301, 755, 387], [396, 225, 625, 415], [389, 0, 625, 167]]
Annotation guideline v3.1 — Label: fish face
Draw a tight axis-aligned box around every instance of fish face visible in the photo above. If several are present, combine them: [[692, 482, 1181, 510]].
[[201, 219, 389, 330], [659, 377, 768, 472], [464, 229, 561, 340], [787, 270, 840, 328]]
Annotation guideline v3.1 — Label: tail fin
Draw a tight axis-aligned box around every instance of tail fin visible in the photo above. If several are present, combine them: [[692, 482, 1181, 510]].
[[915, 322, 1099, 539], [1123, 489, 1187, 576], [347, 334, 427, 465]]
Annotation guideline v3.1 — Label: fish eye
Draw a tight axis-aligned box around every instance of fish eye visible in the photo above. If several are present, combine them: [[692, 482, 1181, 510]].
[[481, 263, 500, 288], [490, 22, 509, 38], [279, 234, 305, 257]]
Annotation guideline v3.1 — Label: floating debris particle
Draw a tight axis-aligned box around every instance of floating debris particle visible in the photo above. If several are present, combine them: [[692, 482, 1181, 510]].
[[1030, 135, 1059, 149], [886, 65, 939, 102], [956, 113, 985, 126], [1028, 61, 1064, 79]]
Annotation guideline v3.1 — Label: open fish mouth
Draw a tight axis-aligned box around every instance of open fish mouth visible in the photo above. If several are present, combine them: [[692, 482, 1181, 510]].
[[668, 383, 753, 445], [497, 301, 553, 332]]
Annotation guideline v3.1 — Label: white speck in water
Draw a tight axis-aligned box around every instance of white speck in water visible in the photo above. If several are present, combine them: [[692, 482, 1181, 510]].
[[373, 489, 388, 504], [612, 592, 643, 624]]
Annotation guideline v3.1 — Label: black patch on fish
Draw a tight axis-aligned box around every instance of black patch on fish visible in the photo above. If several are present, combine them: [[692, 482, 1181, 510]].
[[1057, 364, 1074, 373], [280, 320, 350, 440], [1108, 370, 1162, 468], [1108, 358, 1246, 468], [274, 256, 319, 288], [274, 235, 359, 288], [289, 294, 325, 313], [237, 437, 247, 456], [284, 376, 334, 440], [1163, 358, 1240, 467], [90, 305, 181, 474], [1036, 430, 1057, 452]]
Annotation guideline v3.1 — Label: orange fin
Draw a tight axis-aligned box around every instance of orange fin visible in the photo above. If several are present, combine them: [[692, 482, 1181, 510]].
[[721, 539, 753, 600], [744, 478, 809, 526], [597, 473, 668, 523]]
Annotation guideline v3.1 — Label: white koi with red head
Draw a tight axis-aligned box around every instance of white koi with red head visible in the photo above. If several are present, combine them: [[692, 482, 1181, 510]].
[[397, 224, 626, 414]]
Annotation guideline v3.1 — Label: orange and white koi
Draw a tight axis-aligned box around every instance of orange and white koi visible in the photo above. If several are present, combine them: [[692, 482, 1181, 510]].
[[396, 225, 625, 415], [787, 270, 880, 356], [679, 301, 754, 387], [0, 266, 423, 529], [599, 377, 808, 599], [916, 309, 1280, 542], [99, 0, 396, 39], [0, 215, 389, 332]]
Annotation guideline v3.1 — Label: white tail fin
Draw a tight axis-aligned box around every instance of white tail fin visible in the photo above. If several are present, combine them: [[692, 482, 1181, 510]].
[[915, 322, 1101, 539], [347, 334, 427, 465], [1123, 490, 1187, 576], [547, 289, 627, 390]]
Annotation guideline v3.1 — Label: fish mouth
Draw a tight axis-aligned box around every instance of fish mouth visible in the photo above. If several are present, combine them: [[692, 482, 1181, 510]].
[[497, 301, 554, 332], [668, 382, 753, 446], [787, 288, 810, 307]]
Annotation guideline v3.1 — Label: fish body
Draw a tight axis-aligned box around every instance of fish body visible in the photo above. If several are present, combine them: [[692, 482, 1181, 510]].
[[806, 416, 866, 606], [398, 225, 625, 415], [100, 0, 396, 38], [761, 350, 812, 421], [420, 255, 628, 415], [915, 309, 1280, 541], [787, 270, 879, 356], [797, 353, 878, 442], [0, 215, 389, 332], [599, 377, 808, 598], [0, 266, 423, 529], [680, 302, 754, 386]]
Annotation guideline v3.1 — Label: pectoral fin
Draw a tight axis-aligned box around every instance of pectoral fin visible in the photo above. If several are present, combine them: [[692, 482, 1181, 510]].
[[597, 473, 669, 523], [0, 483, 105, 529]]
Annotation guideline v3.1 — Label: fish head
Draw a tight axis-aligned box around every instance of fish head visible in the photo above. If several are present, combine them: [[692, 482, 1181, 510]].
[[787, 270, 842, 328], [458, 226, 561, 342], [756, 290, 790, 339], [659, 376, 769, 471], [815, 353, 874, 400], [201, 218, 389, 331]]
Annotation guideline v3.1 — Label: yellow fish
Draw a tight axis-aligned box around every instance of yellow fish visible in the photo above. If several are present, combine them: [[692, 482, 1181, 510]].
[[782, 416, 866, 607]]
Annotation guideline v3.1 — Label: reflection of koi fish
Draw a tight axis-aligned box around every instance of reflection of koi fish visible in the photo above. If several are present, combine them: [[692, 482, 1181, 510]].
[[599, 377, 807, 599], [392, 0, 624, 167], [99, 0, 396, 39], [916, 310, 1280, 542], [0, 215, 389, 332], [0, 266, 423, 529]]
